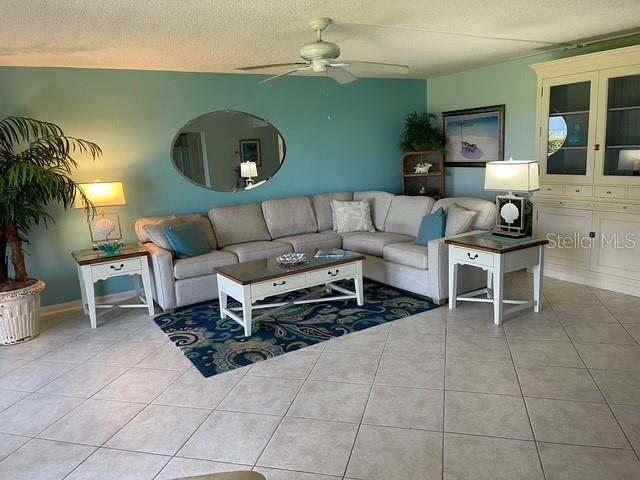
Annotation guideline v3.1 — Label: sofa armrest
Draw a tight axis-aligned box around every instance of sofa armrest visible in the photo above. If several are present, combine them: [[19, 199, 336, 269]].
[[142, 242, 177, 311], [426, 230, 486, 303]]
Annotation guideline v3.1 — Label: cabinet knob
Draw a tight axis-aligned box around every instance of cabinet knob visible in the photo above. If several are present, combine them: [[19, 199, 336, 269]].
[[467, 252, 479, 260], [594, 144, 600, 151], [606, 190, 612, 194], [272, 281, 286, 287], [327, 269, 339, 277]]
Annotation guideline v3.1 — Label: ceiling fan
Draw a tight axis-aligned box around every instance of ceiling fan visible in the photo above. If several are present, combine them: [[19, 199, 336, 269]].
[[235, 17, 410, 85]]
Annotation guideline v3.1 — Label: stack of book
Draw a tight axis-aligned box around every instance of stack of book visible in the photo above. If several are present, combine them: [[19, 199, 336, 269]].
[[314, 248, 347, 259]]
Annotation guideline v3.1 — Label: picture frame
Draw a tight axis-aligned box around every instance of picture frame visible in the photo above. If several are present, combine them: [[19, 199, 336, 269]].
[[442, 105, 505, 167], [239, 138, 262, 166]]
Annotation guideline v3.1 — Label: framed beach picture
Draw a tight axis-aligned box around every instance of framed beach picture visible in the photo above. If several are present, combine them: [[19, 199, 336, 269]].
[[442, 105, 505, 167], [239, 138, 262, 166]]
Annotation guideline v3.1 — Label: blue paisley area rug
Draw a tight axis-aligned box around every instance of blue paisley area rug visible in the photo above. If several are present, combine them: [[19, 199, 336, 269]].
[[154, 279, 439, 377]]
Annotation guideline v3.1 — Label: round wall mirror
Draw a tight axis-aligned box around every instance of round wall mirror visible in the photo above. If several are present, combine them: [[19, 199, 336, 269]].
[[171, 111, 286, 191]]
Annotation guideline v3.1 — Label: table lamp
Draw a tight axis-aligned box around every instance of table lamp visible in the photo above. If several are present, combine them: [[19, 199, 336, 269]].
[[618, 149, 640, 176], [75, 180, 126, 250], [240, 161, 258, 187], [484, 159, 539, 238]]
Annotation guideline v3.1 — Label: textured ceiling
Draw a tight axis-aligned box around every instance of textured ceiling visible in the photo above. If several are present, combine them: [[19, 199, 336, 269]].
[[1, 0, 639, 79]]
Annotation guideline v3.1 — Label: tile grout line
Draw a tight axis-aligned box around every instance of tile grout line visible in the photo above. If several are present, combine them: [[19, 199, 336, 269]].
[[504, 316, 549, 480], [546, 297, 640, 464], [249, 338, 330, 474], [442, 306, 448, 480], [339, 323, 393, 479]]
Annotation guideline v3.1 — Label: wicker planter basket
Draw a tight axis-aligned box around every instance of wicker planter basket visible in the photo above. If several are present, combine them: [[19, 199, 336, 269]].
[[0, 280, 46, 345]]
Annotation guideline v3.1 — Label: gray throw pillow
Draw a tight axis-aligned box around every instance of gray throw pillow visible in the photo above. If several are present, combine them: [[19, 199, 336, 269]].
[[332, 200, 376, 233], [445, 204, 477, 236], [142, 215, 182, 251]]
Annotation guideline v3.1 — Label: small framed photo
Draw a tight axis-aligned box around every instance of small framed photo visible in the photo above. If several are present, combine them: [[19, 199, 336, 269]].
[[442, 105, 505, 167], [239, 139, 262, 166]]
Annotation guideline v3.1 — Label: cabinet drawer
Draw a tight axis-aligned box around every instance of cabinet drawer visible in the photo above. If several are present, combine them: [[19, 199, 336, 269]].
[[628, 187, 640, 201], [306, 262, 357, 285], [91, 258, 141, 280], [595, 186, 626, 199], [539, 184, 564, 195], [567, 185, 593, 197], [452, 248, 494, 268], [251, 273, 306, 299]]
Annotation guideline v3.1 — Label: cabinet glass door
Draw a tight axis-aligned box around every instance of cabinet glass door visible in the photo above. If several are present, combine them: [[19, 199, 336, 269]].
[[545, 80, 593, 176], [596, 68, 640, 181]]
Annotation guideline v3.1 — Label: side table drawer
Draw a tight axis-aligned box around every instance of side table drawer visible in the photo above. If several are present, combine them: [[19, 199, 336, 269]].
[[306, 262, 357, 285], [92, 258, 142, 280], [251, 273, 306, 299], [452, 247, 494, 268]]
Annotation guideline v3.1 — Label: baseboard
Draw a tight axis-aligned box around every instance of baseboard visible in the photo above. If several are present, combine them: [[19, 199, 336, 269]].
[[40, 289, 138, 317], [543, 263, 640, 298]]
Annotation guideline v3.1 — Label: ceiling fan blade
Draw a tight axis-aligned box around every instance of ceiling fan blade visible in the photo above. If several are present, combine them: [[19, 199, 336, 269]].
[[258, 65, 311, 84], [338, 60, 410, 74], [236, 62, 309, 72], [327, 66, 358, 85]]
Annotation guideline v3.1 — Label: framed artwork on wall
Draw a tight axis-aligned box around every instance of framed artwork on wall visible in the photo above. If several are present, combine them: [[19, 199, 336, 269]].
[[239, 138, 262, 166], [442, 105, 505, 167]]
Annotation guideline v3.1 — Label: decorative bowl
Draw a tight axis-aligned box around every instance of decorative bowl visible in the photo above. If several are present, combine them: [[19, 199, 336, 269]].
[[97, 239, 124, 256], [276, 252, 307, 266]]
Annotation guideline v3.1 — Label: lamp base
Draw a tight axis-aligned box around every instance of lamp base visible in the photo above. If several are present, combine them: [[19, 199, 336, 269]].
[[491, 229, 528, 239]]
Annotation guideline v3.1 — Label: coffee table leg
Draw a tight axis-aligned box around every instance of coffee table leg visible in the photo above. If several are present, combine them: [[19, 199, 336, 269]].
[[355, 262, 364, 306], [241, 285, 252, 336]]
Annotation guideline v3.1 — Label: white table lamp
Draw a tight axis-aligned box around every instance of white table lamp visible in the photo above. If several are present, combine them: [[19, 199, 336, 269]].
[[240, 161, 258, 187], [75, 180, 126, 247], [484, 159, 539, 238]]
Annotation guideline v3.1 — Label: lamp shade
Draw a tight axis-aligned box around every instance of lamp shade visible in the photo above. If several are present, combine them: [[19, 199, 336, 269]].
[[484, 159, 540, 192], [75, 181, 126, 208], [240, 161, 258, 178]]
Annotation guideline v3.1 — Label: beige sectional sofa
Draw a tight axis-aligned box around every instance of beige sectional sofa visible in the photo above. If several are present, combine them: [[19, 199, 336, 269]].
[[134, 191, 497, 311]]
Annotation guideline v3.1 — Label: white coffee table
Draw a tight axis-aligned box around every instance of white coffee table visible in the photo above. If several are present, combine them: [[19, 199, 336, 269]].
[[215, 252, 365, 336]]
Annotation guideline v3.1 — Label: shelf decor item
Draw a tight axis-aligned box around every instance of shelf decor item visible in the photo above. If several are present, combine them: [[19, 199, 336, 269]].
[[402, 151, 444, 198], [442, 105, 505, 167], [0, 116, 100, 344], [75, 181, 126, 250], [484, 159, 540, 238]]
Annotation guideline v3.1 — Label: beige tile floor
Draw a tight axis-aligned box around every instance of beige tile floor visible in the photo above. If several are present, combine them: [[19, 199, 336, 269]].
[[0, 271, 639, 480]]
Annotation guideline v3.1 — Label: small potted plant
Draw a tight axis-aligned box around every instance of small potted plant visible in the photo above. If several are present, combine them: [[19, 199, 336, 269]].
[[0, 117, 100, 344], [400, 112, 445, 154]]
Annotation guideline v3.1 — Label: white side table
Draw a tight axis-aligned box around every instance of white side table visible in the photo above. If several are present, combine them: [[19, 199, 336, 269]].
[[446, 233, 548, 325], [72, 244, 155, 328]]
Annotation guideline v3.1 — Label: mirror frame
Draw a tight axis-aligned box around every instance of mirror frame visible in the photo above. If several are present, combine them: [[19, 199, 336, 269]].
[[170, 110, 287, 192]]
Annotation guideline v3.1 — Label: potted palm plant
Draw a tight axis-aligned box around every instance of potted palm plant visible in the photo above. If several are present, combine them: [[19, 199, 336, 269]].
[[0, 117, 100, 344], [399, 111, 445, 154]]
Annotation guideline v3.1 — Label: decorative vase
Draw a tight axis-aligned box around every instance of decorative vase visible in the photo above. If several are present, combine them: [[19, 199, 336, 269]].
[[411, 142, 429, 151], [566, 123, 586, 147], [0, 280, 46, 345]]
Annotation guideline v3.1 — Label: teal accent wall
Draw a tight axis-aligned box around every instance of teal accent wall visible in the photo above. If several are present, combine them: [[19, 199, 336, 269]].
[[427, 36, 640, 200], [0, 67, 427, 306]]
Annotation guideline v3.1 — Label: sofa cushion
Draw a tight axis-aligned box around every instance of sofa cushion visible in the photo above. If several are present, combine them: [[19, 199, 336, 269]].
[[383, 242, 429, 270], [173, 250, 238, 280], [179, 214, 218, 250], [384, 195, 436, 237], [165, 222, 211, 259], [353, 191, 394, 231], [332, 200, 376, 233], [222, 240, 292, 263], [312, 192, 353, 231], [209, 203, 271, 248], [136, 214, 217, 250], [277, 232, 342, 252], [261, 196, 318, 239], [141, 216, 182, 251], [433, 197, 497, 231], [445, 204, 477, 236], [342, 232, 414, 256]]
